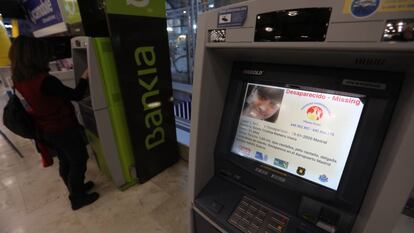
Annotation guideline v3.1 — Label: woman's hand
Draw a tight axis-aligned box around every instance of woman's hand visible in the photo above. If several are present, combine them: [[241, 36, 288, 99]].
[[81, 69, 89, 80]]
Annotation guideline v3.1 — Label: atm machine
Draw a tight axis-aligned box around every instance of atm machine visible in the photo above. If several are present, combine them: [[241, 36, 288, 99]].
[[71, 36, 136, 189], [189, 1, 414, 233]]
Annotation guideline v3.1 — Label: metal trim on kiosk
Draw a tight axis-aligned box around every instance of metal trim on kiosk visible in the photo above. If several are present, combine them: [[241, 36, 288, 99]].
[[189, 0, 414, 233]]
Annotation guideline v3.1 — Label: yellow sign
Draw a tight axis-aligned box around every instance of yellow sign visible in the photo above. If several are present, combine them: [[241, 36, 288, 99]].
[[11, 20, 19, 38], [344, 0, 414, 16], [0, 20, 11, 67]]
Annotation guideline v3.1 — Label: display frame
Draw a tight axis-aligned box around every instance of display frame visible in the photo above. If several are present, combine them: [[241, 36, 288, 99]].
[[214, 62, 402, 211]]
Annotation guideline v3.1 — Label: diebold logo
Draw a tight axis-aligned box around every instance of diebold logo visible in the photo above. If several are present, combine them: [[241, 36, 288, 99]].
[[242, 70, 264, 76], [306, 106, 323, 121], [127, 0, 150, 7]]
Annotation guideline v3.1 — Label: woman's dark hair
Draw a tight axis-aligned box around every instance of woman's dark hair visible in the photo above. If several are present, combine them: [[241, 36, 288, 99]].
[[8, 35, 51, 81], [256, 86, 284, 122], [255, 86, 284, 101]]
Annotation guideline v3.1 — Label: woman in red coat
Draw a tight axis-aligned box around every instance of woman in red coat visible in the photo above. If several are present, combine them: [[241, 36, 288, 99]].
[[9, 35, 99, 210]]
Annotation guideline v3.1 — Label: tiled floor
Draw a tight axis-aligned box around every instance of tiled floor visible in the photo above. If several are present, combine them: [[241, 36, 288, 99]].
[[0, 91, 189, 233]]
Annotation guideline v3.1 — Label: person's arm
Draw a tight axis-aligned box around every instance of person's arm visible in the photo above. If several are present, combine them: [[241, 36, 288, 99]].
[[41, 74, 89, 101]]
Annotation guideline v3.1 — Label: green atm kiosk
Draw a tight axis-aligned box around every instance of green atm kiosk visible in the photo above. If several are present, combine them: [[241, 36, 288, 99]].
[[71, 36, 136, 189]]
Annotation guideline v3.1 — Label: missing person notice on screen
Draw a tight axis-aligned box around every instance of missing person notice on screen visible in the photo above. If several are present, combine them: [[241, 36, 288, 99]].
[[232, 83, 364, 190]]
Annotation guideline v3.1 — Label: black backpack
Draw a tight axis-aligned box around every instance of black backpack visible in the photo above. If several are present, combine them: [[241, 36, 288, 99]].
[[3, 89, 36, 139]]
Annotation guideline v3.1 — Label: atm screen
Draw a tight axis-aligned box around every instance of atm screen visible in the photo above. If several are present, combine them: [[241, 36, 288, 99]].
[[231, 83, 365, 190]]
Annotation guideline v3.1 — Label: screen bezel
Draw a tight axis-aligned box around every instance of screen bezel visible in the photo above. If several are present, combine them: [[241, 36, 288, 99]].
[[214, 62, 402, 211]]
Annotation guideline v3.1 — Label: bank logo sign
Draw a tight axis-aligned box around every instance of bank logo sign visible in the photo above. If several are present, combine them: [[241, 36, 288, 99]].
[[106, 0, 177, 182], [64, 0, 76, 15], [127, 0, 150, 7], [23, 0, 63, 27], [57, 0, 81, 24], [350, 0, 380, 17], [107, 0, 165, 18], [343, 0, 414, 15]]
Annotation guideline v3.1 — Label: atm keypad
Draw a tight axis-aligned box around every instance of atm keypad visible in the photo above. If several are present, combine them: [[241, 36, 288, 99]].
[[228, 196, 289, 233]]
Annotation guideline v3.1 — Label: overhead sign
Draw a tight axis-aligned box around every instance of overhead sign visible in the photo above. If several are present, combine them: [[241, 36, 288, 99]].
[[57, 0, 81, 24], [343, 0, 414, 17], [0, 20, 11, 66], [217, 6, 248, 28], [22, 0, 64, 30], [106, 0, 165, 18]]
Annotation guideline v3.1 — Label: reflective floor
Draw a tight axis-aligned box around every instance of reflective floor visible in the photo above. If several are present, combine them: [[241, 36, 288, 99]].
[[0, 91, 189, 233]]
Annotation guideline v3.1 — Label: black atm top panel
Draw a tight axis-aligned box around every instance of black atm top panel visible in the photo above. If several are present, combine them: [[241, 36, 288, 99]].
[[254, 8, 331, 42]]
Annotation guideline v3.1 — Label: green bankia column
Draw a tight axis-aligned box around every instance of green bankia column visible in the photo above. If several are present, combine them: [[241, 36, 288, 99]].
[[93, 38, 137, 190], [105, 0, 178, 183]]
